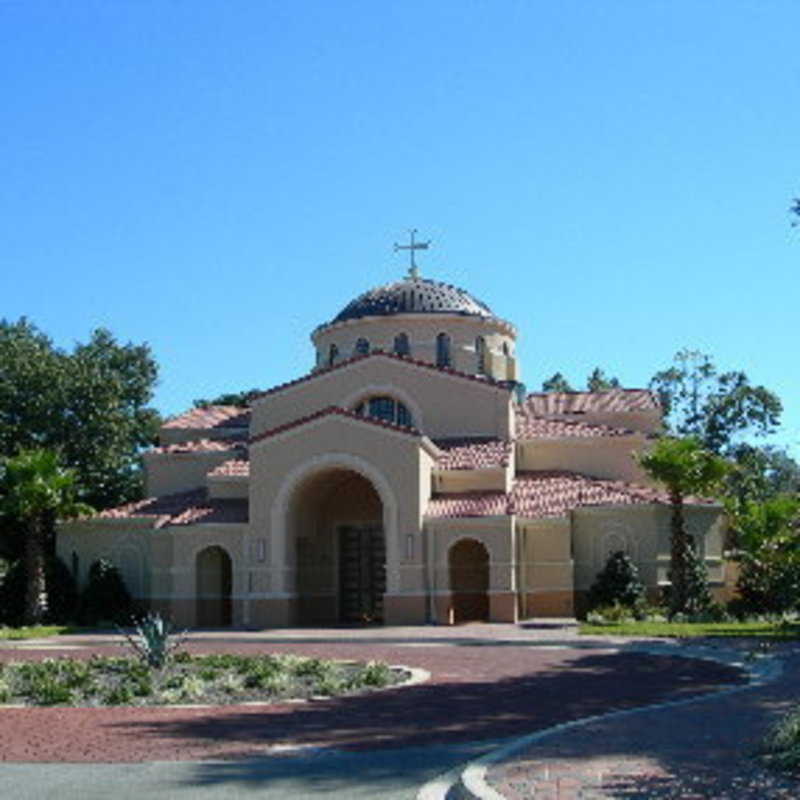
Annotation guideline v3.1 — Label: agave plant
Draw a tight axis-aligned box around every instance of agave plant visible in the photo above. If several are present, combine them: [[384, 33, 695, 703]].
[[121, 613, 186, 669]]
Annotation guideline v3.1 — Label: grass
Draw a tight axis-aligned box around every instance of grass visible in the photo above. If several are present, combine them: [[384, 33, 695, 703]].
[[579, 620, 800, 638], [0, 653, 404, 707], [0, 625, 74, 640]]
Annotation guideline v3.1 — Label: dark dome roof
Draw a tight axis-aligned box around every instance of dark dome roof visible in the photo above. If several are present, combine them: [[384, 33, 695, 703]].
[[329, 277, 495, 325]]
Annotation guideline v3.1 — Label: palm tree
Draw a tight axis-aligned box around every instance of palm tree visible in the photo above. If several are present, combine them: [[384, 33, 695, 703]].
[[638, 436, 729, 616], [0, 449, 92, 625]]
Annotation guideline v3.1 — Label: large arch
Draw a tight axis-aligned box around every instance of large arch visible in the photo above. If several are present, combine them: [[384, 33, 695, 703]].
[[196, 545, 232, 627], [271, 454, 399, 624], [449, 538, 490, 623]]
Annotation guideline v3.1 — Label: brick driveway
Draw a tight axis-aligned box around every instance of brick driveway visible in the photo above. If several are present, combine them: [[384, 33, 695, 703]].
[[0, 626, 745, 763]]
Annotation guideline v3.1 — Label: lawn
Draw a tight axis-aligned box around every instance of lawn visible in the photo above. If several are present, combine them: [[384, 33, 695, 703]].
[[0, 625, 73, 640], [579, 620, 800, 638]]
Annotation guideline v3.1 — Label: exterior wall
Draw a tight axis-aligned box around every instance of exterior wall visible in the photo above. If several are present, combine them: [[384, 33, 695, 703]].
[[144, 450, 241, 497], [248, 414, 432, 626], [207, 476, 249, 500], [571, 504, 726, 615], [517, 436, 651, 483], [431, 467, 509, 494], [311, 313, 517, 382], [251, 356, 514, 441], [424, 516, 517, 623], [518, 517, 575, 617]]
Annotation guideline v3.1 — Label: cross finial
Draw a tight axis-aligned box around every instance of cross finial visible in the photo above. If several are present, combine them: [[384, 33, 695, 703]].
[[394, 228, 431, 279]]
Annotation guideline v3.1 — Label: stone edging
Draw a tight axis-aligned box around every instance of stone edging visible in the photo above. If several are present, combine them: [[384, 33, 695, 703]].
[[417, 641, 783, 800]]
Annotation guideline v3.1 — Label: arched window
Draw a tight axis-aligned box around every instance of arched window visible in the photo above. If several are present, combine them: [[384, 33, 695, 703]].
[[355, 338, 370, 356], [436, 333, 451, 368], [328, 344, 339, 367], [354, 396, 413, 428], [393, 333, 410, 357], [502, 341, 510, 357], [475, 336, 486, 375]]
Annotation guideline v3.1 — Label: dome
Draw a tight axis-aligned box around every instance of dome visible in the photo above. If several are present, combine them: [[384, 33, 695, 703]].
[[329, 277, 495, 326]]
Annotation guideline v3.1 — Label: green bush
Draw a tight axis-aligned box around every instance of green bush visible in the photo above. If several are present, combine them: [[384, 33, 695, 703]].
[[587, 551, 645, 611], [0, 557, 79, 626], [79, 559, 134, 625]]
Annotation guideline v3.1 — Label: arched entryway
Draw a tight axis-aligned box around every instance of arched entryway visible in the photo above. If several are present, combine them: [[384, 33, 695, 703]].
[[196, 545, 232, 627], [287, 467, 385, 625], [449, 538, 490, 623]]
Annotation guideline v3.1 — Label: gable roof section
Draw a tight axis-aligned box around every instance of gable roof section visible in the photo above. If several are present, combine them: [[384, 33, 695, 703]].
[[514, 413, 637, 440], [94, 489, 248, 528], [250, 405, 425, 447], [252, 351, 514, 403], [162, 405, 251, 431], [521, 389, 659, 417], [433, 437, 511, 470], [426, 470, 715, 520]]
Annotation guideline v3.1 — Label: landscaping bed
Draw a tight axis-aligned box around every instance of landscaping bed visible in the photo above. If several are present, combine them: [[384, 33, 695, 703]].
[[0, 651, 405, 707]]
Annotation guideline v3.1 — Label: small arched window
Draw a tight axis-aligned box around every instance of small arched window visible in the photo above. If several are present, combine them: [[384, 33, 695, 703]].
[[394, 333, 410, 357], [355, 338, 370, 356], [502, 341, 510, 357], [354, 396, 413, 428], [475, 336, 486, 375], [436, 333, 451, 368], [328, 343, 338, 367]]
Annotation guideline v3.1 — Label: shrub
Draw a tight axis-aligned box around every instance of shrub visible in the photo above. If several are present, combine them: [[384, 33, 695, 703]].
[[0, 557, 79, 626], [79, 559, 134, 625], [587, 551, 645, 611], [121, 612, 185, 669]]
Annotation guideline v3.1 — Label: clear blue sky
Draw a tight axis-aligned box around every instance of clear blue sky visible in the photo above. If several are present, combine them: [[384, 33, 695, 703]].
[[1, 1, 798, 456]]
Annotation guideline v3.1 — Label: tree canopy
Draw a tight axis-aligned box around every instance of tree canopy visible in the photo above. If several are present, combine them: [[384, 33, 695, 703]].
[[193, 388, 262, 408], [649, 350, 782, 454], [0, 319, 161, 511]]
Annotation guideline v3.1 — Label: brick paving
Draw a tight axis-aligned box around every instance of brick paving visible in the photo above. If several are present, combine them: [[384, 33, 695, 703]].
[[487, 643, 800, 799], [0, 626, 744, 764]]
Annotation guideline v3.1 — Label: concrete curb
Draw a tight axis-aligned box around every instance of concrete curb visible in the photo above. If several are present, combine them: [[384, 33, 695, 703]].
[[416, 641, 784, 800]]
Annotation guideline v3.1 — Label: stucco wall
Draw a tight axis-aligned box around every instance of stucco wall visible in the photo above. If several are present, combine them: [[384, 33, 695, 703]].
[[250, 356, 514, 441], [516, 436, 651, 483], [311, 312, 517, 381], [144, 450, 241, 497]]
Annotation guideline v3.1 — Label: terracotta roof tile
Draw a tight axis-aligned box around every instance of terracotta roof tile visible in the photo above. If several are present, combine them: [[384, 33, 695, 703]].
[[162, 406, 251, 431], [253, 351, 513, 401], [149, 439, 247, 455], [96, 489, 248, 527], [250, 405, 421, 445], [514, 413, 636, 440], [434, 438, 512, 470], [208, 459, 250, 478], [522, 389, 659, 416], [426, 471, 715, 520]]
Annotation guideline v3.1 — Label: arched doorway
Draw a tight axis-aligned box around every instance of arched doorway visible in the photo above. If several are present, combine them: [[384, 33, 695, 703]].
[[196, 545, 232, 627], [287, 468, 385, 625], [449, 538, 490, 623]]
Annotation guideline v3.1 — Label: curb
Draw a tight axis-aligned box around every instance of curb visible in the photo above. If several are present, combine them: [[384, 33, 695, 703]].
[[416, 641, 784, 800]]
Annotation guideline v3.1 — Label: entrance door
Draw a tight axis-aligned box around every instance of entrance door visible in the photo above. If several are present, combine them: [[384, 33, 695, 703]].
[[196, 546, 232, 627], [338, 525, 385, 623], [449, 538, 490, 623]]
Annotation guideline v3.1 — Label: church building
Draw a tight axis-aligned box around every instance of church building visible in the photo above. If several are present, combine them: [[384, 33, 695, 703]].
[[59, 245, 731, 627]]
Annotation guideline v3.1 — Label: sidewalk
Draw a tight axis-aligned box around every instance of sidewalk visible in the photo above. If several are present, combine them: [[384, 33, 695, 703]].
[[484, 642, 800, 799]]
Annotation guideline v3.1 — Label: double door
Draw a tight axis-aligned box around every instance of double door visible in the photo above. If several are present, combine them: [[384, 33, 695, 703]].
[[338, 525, 385, 624]]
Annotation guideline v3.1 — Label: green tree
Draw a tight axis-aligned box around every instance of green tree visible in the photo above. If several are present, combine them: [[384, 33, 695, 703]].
[[0, 319, 161, 511], [586, 367, 620, 392], [725, 443, 800, 508], [649, 350, 782, 454], [637, 436, 729, 616], [0, 450, 92, 624], [587, 550, 645, 610], [193, 388, 262, 408], [541, 372, 574, 392]]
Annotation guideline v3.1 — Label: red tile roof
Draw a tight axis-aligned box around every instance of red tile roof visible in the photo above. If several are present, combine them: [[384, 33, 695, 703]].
[[253, 351, 514, 401], [426, 471, 715, 520], [96, 489, 248, 527], [514, 414, 636, 440], [521, 389, 659, 416], [208, 459, 249, 478], [162, 406, 251, 430], [250, 405, 421, 445], [434, 438, 512, 470], [149, 439, 247, 455]]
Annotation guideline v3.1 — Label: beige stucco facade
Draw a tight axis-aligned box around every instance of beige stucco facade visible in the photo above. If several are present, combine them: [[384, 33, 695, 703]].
[[59, 270, 734, 627]]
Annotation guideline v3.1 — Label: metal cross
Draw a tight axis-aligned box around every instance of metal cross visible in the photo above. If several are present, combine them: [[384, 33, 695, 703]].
[[394, 228, 431, 279]]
